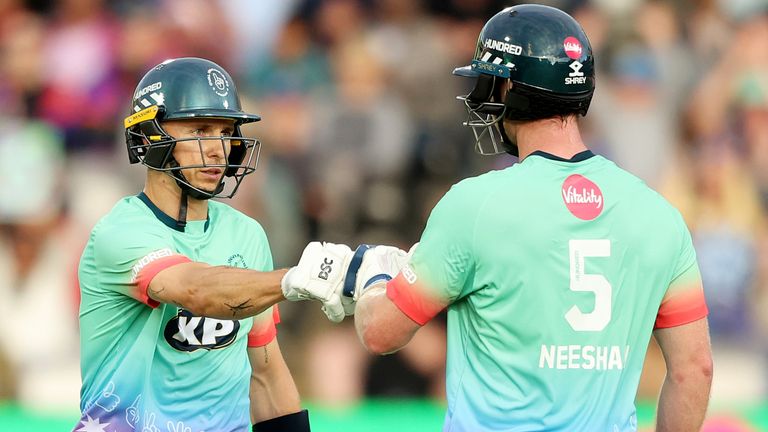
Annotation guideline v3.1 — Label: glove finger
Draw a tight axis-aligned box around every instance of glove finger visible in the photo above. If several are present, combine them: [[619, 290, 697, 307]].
[[342, 298, 356, 316], [321, 296, 345, 323]]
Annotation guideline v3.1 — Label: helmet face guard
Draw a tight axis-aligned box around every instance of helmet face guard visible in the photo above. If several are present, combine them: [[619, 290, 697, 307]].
[[456, 64, 512, 156], [125, 107, 261, 199], [453, 5, 596, 157], [125, 58, 262, 200]]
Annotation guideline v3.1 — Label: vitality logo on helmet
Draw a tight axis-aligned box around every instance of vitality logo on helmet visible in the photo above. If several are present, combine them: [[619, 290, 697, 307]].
[[563, 37, 583, 59]]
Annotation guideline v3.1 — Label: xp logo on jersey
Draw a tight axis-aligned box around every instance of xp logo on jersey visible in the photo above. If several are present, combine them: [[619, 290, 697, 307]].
[[562, 174, 603, 220], [164, 309, 239, 351]]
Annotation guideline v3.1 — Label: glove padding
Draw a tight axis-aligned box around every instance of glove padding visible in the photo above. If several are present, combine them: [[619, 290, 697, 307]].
[[341, 244, 414, 315], [281, 242, 352, 323]]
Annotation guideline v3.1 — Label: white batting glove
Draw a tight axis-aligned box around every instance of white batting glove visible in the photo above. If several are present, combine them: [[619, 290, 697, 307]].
[[281, 242, 353, 323], [341, 243, 417, 315]]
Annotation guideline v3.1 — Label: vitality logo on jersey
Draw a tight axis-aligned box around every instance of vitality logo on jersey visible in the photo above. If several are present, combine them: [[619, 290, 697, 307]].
[[562, 174, 603, 220], [164, 309, 239, 351]]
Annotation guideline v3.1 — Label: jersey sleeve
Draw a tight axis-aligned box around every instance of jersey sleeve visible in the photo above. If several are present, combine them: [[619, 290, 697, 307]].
[[655, 217, 708, 329], [246, 219, 280, 347], [387, 183, 478, 325], [248, 306, 280, 347], [92, 223, 189, 308]]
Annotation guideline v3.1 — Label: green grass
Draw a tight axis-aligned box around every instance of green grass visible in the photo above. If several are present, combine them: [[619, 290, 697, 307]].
[[3, 399, 767, 431]]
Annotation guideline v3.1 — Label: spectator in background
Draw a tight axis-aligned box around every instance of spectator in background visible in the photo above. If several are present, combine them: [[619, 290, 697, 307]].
[[676, 8, 768, 406], [239, 15, 333, 268], [590, 42, 678, 187], [0, 116, 81, 411], [0, 0, 46, 118], [36, 0, 122, 153]]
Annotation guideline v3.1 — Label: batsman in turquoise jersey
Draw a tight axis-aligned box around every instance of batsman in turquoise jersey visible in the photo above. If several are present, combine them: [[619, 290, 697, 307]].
[[75, 58, 360, 432], [78, 196, 281, 431], [349, 5, 712, 432]]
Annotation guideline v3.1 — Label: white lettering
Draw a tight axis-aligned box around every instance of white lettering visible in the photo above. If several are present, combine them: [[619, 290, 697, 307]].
[[173, 316, 202, 345], [565, 76, 588, 85], [134, 81, 162, 100], [596, 346, 608, 370], [402, 265, 418, 284], [582, 345, 595, 369], [484, 38, 522, 55], [539, 345, 556, 368], [562, 186, 602, 208], [556, 345, 568, 369], [202, 319, 235, 345], [539, 345, 629, 370], [608, 346, 623, 370], [131, 248, 174, 281], [564, 41, 582, 56], [568, 345, 580, 369]]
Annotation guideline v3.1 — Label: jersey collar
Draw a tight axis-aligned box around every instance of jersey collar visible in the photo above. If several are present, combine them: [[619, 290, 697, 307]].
[[137, 192, 210, 233], [528, 149, 595, 162]]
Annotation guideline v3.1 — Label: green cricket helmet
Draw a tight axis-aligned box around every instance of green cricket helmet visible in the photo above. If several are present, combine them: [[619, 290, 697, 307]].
[[124, 57, 261, 200], [454, 4, 595, 156]]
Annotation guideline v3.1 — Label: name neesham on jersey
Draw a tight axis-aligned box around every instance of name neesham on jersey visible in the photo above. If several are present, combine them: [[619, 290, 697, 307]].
[[539, 344, 629, 370]]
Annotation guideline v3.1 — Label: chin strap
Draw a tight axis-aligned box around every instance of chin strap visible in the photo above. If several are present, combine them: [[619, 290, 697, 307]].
[[176, 187, 188, 230]]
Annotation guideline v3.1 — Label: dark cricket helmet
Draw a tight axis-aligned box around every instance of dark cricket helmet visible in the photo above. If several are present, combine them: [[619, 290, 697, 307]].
[[454, 4, 595, 155], [124, 57, 261, 199]]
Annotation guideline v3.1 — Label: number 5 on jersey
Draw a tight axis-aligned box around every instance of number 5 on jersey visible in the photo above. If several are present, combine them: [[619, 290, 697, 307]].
[[566, 239, 611, 332]]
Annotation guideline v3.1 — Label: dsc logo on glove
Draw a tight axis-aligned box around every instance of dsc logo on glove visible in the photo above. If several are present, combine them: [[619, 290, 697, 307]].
[[317, 257, 334, 280]]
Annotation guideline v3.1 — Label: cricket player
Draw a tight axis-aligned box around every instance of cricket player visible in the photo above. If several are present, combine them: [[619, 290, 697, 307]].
[[344, 5, 713, 432], [75, 57, 352, 432]]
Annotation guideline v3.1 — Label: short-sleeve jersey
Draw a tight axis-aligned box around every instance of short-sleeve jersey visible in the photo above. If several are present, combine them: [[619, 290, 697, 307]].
[[75, 193, 278, 432], [387, 151, 708, 432]]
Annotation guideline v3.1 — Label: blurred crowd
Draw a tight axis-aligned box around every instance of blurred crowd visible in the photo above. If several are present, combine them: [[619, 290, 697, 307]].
[[0, 0, 767, 417]]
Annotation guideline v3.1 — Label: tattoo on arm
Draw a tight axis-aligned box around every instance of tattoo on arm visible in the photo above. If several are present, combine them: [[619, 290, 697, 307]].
[[224, 299, 255, 317], [263, 346, 269, 364], [148, 286, 165, 299]]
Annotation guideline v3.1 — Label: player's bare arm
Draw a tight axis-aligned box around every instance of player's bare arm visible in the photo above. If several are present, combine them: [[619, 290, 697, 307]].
[[148, 262, 287, 319], [354, 282, 421, 355], [654, 317, 713, 432], [247, 339, 302, 424]]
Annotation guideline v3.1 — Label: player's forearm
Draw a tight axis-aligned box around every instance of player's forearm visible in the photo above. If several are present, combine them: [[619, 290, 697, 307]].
[[355, 284, 415, 355], [655, 367, 712, 432], [149, 263, 287, 319], [248, 343, 301, 424]]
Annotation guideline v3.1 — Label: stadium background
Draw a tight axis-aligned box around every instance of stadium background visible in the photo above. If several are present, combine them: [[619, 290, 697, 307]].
[[0, 0, 767, 430]]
